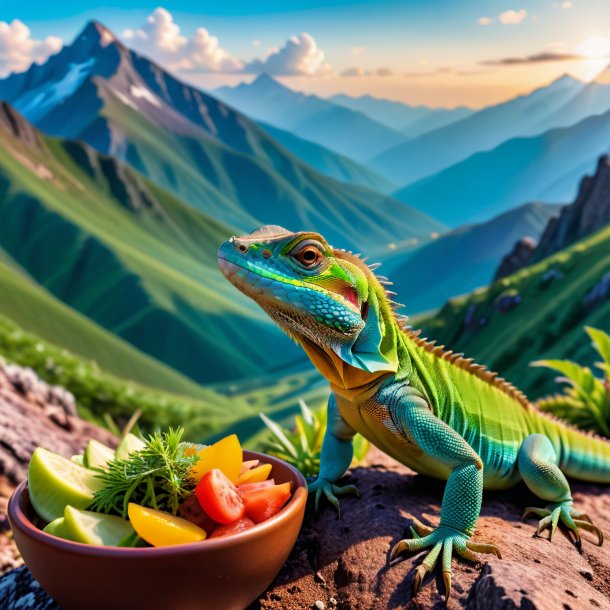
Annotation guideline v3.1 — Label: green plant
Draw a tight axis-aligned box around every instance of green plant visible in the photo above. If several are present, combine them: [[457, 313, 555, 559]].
[[532, 326, 610, 437], [89, 427, 199, 518], [260, 399, 370, 477]]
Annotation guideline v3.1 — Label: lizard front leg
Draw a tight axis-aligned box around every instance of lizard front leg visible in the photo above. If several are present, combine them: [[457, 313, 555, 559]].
[[389, 394, 501, 600], [309, 393, 359, 517]]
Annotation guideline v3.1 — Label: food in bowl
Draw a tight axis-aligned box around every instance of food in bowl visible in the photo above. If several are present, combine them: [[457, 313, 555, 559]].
[[26, 428, 294, 547]]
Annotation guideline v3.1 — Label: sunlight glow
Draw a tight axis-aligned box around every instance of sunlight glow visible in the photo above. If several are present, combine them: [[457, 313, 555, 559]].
[[576, 35, 610, 58]]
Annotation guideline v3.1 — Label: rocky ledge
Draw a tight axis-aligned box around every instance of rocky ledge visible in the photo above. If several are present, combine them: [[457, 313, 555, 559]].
[[0, 365, 609, 610]]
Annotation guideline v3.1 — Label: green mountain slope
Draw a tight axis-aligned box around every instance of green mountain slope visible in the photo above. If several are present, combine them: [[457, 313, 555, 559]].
[[0, 102, 298, 384], [384, 202, 562, 314], [421, 224, 610, 398]]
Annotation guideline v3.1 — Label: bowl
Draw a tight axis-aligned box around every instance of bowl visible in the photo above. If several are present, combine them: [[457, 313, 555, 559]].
[[8, 450, 308, 610]]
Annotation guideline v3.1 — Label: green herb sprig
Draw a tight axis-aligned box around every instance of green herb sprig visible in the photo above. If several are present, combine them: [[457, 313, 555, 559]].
[[89, 427, 199, 518]]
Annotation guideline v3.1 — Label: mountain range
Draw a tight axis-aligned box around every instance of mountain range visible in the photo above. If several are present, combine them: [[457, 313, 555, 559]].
[[329, 93, 473, 138], [394, 106, 610, 226], [0, 22, 442, 255], [214, 73, 409, 163]]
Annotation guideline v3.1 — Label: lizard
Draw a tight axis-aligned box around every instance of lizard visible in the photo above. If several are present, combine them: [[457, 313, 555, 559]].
[[217, 225, 609, 600]]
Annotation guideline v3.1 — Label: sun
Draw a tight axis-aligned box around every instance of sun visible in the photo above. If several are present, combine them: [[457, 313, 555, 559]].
[[576, 35, 610, 58]]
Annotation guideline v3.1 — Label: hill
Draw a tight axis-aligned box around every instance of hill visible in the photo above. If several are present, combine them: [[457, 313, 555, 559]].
[[372, 74, 586, 185], [329, 93, 472, 137], [214, 73, 408, 163], [0, 22, 441, 254], [393, 109, 610, 226], [384, 202, 562, 314], [0, 100, 300, 384], [420, 223, 610, 398]]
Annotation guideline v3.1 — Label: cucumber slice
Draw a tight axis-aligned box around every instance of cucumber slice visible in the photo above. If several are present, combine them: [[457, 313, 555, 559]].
[[63, 506, 135, 546], [28, 448, 104, 523], [84, 439, 115, 469], [115, 433, 145, 460], [43, 517, 76, 541], [71, 455, 84, 466]]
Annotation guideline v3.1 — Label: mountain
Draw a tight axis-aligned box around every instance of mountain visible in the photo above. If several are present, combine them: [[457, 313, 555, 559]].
[[256, 121, 394, 192], [383, 202, 562, 314], [534, 65, 610, 133], [494, 154, 610, 280], [420, 220, 610, 399], [372, 74, 586, 184], [214, 73, 408, 163], [393, 109, 610, 226], [0, 22, 442, 254], [0, 100, 300, 385], [329, 93, 473, 138]]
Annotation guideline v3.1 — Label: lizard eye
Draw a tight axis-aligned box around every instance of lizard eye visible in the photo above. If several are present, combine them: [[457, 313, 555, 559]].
[[291, 242, 324, 269]]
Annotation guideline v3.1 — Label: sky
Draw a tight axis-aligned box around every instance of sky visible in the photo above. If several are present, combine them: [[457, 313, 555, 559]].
[[2, 1, 610, 108]]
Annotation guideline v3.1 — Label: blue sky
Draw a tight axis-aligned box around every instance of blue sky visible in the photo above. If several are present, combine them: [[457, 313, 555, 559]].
[[2, 1, 610, 107]]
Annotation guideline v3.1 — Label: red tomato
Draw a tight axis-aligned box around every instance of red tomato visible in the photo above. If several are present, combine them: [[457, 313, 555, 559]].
[[195, 468, 245, 524], [209, 516, 256, 539], [237, 479, 275, 494], [239, 459, 259, 475], [241, 482, 292, 524]]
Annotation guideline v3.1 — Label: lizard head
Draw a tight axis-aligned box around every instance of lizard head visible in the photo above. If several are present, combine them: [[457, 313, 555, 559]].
[[218, 226, 398, 375]]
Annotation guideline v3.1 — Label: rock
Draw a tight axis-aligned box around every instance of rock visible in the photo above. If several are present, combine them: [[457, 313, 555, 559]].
[[1, 373, 609, 609], [494, 155, 610, 279], [494, 237, 537, 281], [493, 290, 522, 314], [583, 272, 610, 311], [0, 361, 117, 574]]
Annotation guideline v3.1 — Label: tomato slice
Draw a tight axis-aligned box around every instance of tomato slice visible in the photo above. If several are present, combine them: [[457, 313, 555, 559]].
[[237, 479, 275, 494], [195, 468, 245, 524], [235, 463, 272, 486], [239, 460, 259, 475], [241, 482, 292, 524], [179, 494, 218, 532], [209, 517, 256, 539]]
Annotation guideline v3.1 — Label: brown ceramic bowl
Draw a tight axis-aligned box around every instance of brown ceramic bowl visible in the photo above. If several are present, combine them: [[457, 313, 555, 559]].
[[8, 450, 307, 610]]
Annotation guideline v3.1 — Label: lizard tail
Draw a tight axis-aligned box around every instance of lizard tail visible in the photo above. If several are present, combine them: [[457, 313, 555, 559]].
[[534, 410, 610, 483]]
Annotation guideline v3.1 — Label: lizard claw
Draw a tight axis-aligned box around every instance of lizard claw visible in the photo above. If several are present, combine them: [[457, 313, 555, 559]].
[[523, 500, 604, 547], [308, 477, 359, 519]]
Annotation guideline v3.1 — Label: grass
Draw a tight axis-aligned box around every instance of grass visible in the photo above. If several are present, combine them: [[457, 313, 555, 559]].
[[0, 313, 254, 442]]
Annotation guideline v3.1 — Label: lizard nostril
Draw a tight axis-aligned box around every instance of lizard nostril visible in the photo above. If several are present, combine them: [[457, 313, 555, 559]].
[[235, 242, 249, 254]]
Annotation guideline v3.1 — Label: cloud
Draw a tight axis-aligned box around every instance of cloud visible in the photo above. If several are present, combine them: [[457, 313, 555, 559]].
[[478, 17, 492, 26], [252, 39, 262, 47], [0, 19, 62, 76], [244, 33, 331, 76], [482, 51, 586, 65], [123, 8, 242, 72], [351, 46, 367, 56], [340, 66, 393, 77], [553, 1, 573, 9], [499, 9, 528, 25]]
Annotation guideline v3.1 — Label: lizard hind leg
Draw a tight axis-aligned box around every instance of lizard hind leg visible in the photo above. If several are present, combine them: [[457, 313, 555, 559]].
[[518, 434, 604, 548]]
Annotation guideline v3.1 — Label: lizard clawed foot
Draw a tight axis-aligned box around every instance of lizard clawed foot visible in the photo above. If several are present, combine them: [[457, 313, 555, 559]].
[[388, 524, 502, 601], [308, 477, 360, 518], [522, 500, 604, 548]]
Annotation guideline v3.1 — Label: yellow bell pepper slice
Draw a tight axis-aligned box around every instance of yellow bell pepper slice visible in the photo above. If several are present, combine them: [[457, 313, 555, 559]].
[[190, 434, 242, 483], [128, 503, 207, 547], [235, 463, 272, 486]]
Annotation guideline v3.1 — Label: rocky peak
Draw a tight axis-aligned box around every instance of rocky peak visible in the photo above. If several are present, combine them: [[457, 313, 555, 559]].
[[494, 155, 610, 278]]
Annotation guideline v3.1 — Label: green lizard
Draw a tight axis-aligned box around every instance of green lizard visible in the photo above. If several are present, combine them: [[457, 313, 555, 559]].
[[217, 225, 609, 600]]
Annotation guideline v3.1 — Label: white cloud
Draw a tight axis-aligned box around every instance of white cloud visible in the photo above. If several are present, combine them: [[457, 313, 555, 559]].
[[340, 66, 394, 77], [123, 7, 242, 73], [478, 17, 492, 26], [252, 39, 262, 47], [553, 1, 573, 8], [351, 46, 367, 56], [0, 19, 62, 76], [499, 9, 528, 25], [244, 33, 331, 76]]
